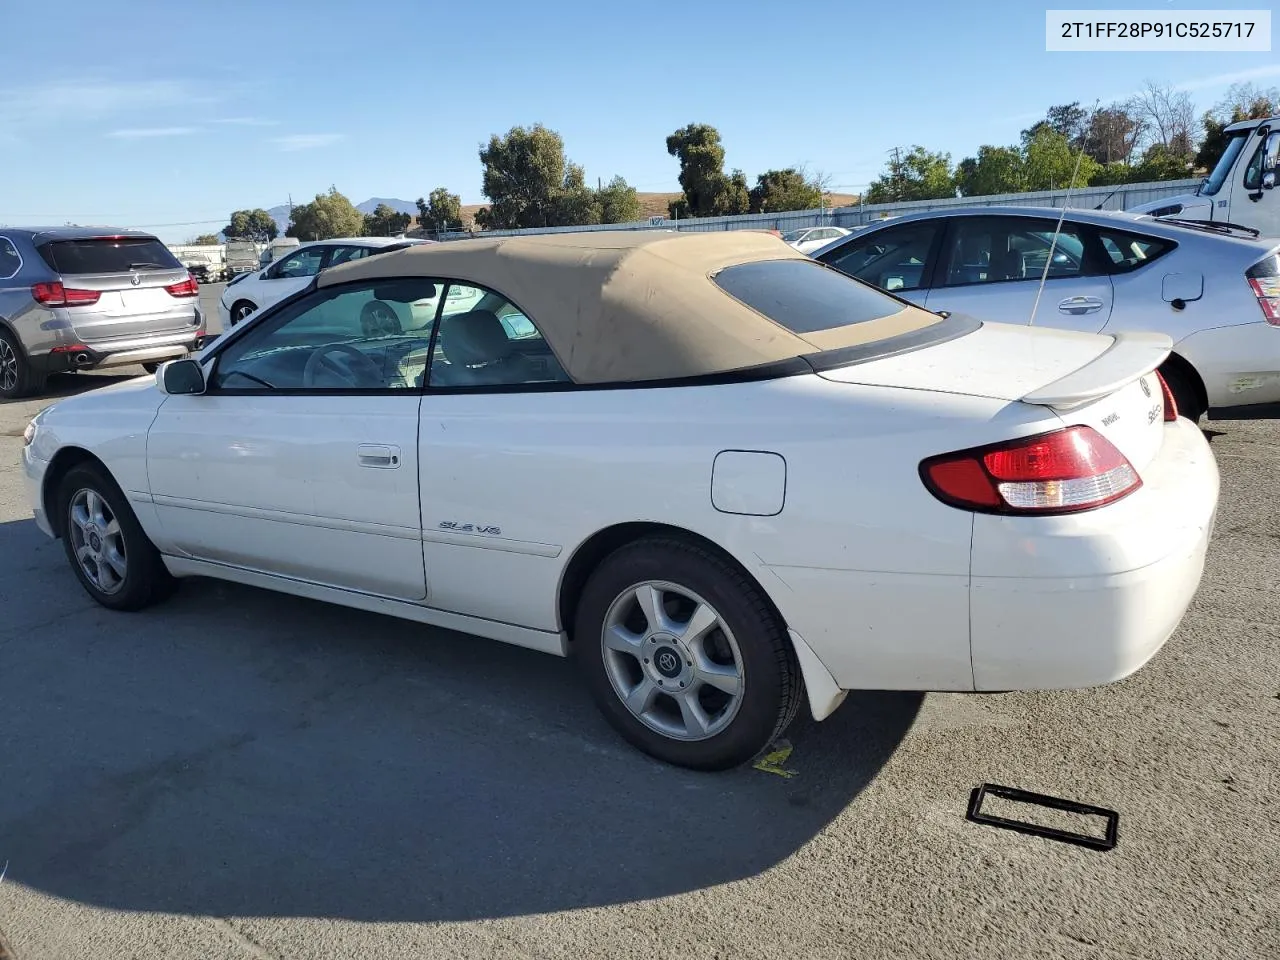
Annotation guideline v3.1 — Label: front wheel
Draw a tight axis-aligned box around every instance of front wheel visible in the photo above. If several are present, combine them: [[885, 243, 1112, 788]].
[[58, 463, 176, 611], [574, 537, 802, 770], [229, 300, 256, 326]]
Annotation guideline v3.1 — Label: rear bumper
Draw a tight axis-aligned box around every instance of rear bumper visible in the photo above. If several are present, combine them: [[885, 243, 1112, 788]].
[[969, 416, 1219, 690], [32, 327, 207, 374]]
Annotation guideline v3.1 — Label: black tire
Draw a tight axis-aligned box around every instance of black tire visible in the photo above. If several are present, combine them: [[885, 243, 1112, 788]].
[[57, 463, 176, 611], [574, 536, 803, 771], [0, 329, 46, 400], [229, 300, 256, 326], [1160, 362, 1206, 424]]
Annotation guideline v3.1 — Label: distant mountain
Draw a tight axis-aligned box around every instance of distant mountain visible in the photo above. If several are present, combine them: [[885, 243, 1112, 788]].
[[355, 197, 418, 216]]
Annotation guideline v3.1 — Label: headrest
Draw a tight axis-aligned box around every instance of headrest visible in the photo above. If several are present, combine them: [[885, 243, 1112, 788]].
[[438, 310, 511, 367]]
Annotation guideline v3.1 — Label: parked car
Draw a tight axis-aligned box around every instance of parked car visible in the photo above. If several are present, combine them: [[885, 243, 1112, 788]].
[[0, 227, 206, 399], [782, 225, 852, 254], [178, 251, 220, 284], [22, 231, 1219, 770], [809, 206, 1280, 421], [217, 236, 433, 331]]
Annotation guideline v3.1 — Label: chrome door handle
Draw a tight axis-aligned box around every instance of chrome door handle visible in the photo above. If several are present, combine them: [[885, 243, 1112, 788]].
[[357, 443, 400, 468], [1058, 295, 1104, 315]]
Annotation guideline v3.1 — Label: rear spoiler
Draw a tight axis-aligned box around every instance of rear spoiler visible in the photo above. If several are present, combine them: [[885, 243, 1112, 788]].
[[1021, 331, 1172, 411]]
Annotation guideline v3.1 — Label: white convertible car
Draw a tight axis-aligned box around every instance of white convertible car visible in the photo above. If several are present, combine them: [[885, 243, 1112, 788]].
[[21, 231, 1220, 770]]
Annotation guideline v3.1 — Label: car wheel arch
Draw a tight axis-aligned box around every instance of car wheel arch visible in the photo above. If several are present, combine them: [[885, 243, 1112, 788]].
[[1159, 351, 1208, 420], [42, 446, 106, 537]]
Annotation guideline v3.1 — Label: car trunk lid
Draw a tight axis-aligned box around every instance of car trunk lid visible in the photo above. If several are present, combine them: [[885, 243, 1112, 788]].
[[816, 320, 1172, 471]]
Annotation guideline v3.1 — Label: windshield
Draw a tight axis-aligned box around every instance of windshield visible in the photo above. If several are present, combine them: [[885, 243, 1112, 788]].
[[1201, 130, 1250, 196], [781, 229, 808, 242]]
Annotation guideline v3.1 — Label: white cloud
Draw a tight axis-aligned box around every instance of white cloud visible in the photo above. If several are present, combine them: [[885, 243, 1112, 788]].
[[107, 126, 200, 139], [271, 133, 345, 151], [211, 117, 279, 126], [1173, 64, 1280, 93], [0, 78, 216, 143]]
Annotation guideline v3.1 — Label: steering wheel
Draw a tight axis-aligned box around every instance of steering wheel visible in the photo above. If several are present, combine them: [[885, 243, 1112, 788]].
[[302, 343, 383, 388]]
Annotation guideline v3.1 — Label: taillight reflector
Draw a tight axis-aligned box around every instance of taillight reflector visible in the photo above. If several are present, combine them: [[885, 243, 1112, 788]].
[[31, 281, 101, 306], [1155, 371, 1178, 421], [164, 276, 199, 298], [1246, 276, 1280, 325], [920, 425, 1142, 515]]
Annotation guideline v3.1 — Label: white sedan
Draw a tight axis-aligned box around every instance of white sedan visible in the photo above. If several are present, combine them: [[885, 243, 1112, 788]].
[[216, 236, 436, 332], [781, 225, 852, 255], [22, 231, 1219, 770]]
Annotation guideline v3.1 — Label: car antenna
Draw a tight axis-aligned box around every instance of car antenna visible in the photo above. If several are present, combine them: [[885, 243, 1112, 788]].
[[1029, 100, 1099, 327]]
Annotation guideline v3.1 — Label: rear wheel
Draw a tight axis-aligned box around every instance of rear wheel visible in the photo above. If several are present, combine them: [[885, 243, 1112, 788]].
[[0, 330, 46, 400], [574, 537, 802, 770], [1160, 362, 1206, 423], [57, 463, 176, 611]]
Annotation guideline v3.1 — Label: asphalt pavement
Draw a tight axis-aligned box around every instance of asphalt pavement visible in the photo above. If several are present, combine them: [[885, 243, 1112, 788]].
[[0, 289, 1276, 959]]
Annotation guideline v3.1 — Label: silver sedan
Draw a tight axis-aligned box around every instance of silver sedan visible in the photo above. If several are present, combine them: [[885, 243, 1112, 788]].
[[810, 206, 1280, 421]]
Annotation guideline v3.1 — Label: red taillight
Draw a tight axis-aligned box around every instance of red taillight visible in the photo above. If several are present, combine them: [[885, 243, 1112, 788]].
[[164, 276, 199, 298], [1246, 276, 1280, 325], [1155, 371, 1178, 421], [920, 425, 1142, 515], [31, 281, 101, 306]]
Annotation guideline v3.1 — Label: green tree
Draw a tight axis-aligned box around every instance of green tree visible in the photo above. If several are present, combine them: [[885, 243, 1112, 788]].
[[191, 233, 220, 245], [596, 175, 642, 223], [286, 187, 364, 241], [955, 145, 1025, 196], [475, 123, 602, 229], [417, 188, 464, 233], [865, 146, 955, 203], [1021, 102, 1090, 150], [1196, 82, 1280, 169], [1022, 128, 1100, 190], [362, 203, 412, 236], [748, 168, 823, 213], [1130, 143, 1193, 182], [1083, 104, 1144, 165], [665, 123, 750, 217], [224, 208, 278, 242]]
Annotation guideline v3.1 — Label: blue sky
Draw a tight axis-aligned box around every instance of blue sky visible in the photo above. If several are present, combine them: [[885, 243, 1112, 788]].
[[1, 0, 1276, 243]]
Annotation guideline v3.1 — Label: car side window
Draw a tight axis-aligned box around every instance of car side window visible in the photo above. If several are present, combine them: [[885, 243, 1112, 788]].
[[209, 278, 441, 392], [427, 282, 572, 389], [267, 246, 326, 280], [1097, 229, 1173, 272], [326, 245, 372, 267], [1243, 131, 1280, 190], [937, 217, 1088, 287], [817, 223, 939, 292], [0, 237, 21, 280]]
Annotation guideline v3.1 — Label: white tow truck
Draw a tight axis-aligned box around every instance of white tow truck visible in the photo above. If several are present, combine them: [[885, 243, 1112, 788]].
[[1129, 115, 1280, 237]]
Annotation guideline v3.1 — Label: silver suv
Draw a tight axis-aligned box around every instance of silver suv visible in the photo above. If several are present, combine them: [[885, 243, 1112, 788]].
[[0, 227, 207, 399]]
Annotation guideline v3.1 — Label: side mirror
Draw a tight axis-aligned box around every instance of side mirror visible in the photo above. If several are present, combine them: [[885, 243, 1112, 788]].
[[156, 358, 206, 395], [1264, 171, 1276, 190]]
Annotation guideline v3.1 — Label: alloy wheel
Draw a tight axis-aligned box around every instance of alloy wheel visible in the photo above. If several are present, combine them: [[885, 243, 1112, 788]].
[[68, 487, 128, 595], [600, 580, 745, 741], [0, 338, 17, 393]]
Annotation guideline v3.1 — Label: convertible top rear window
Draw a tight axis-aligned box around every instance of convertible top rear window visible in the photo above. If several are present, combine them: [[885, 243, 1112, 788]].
[[713, 258, 909, 335]]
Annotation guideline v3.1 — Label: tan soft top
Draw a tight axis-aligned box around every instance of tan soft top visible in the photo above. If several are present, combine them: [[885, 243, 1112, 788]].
[[318, 230, 940, 384]]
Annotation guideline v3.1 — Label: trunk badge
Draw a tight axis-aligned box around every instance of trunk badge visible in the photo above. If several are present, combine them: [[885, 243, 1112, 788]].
[[130, 274, 141, 286]]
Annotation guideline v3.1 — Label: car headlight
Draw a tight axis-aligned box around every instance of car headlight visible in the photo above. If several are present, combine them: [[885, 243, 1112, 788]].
[[22, 419, 37, 447]]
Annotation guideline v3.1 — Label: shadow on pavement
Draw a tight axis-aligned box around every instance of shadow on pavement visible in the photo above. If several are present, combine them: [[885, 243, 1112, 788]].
[[0, 371, 142, 406], [0, 516, 922, 923]]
